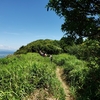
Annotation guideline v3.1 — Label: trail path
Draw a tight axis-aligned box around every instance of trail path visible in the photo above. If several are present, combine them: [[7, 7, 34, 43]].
[[56, 67, 74, 100], [24, 67, 74, 100]]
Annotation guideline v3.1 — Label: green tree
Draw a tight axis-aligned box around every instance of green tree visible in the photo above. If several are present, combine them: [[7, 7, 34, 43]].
[[14, 39, 62, 54], [46, 0, 100, 39]]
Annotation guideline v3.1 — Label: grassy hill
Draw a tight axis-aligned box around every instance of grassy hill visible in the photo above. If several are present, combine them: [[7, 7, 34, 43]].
[[0, 39, 100, 100], [1, 52, 98, 100], [0, 53, 65, 100], [14, 39, 62, 55]]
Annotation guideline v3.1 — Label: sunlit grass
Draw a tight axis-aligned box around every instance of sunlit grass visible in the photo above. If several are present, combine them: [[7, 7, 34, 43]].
[[0, 53, 65, 100]]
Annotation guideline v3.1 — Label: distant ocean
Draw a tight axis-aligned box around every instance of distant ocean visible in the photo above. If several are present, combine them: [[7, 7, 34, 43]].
[[0, 50, 15, 58]]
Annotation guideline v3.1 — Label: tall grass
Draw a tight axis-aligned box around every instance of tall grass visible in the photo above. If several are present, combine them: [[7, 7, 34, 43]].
[[0, 53, 65, 100], [1, 52, 98, 100], [53, 53, 89, 99]]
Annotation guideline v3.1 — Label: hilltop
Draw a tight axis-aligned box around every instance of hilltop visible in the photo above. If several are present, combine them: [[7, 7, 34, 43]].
[[14, 39, 62, 55]]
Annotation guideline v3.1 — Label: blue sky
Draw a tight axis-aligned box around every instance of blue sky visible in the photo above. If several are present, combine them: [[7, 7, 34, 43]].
[[0, 0, 64, 50]]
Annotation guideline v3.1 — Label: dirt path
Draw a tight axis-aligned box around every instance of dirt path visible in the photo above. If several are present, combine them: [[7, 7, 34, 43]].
[[56, 67, 74, 100], [24, 67, 74, 100]]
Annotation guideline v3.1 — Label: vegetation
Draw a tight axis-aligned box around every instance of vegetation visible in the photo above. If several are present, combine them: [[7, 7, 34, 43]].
[[14, 39, 62, 55], [53, 53, 100, 100], [0, 1, 99, 100], [0, 39, 100, 99], [1, 1, 100, 99], [0, 53, 65, 100], [46, 0, 100, 40], [45, 1, 100, 99]]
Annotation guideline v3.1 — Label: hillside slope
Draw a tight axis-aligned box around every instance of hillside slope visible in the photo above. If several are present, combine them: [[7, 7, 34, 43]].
[[14, 39, 62, 55]]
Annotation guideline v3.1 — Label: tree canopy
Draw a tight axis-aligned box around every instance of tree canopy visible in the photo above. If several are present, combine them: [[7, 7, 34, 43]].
[[14, 39, 62, 55], [46, 0, 100, 39]]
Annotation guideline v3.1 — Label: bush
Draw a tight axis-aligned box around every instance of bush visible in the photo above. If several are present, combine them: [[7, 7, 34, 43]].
[[14, 39, 63, 55]]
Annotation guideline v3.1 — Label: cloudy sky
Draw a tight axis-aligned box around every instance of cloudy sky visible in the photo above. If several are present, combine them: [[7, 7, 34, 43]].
[[0, 0, 64, 50]]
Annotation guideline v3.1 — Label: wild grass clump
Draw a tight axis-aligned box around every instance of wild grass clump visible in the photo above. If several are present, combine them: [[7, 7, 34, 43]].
[[53, 54, 90, 99], [0, 53, 65, 100]]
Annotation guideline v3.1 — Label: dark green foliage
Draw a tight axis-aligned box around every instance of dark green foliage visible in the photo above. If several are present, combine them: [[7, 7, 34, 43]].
[[46, 0, 100, 39], [77, 65, 100, 100], [14, 39, 62, 55], [60, 36, 83, 53], [60, 36, 74, 47], [65, 39, 100, 63]]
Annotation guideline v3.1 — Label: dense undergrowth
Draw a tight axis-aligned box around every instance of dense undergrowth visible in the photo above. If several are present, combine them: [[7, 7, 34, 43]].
[[0, 53, 65, 100], [53, 53, 100, 100], [65, 39, 100, 100]]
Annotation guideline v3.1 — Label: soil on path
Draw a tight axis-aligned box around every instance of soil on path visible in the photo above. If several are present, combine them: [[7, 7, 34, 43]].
[[56, 67, 74, 100], [24, 67, 74, 100]]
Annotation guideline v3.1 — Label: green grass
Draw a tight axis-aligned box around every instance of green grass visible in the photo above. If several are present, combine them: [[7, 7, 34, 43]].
[[0, 53, 65, 100], [1, 53, 99, 100], [53, 54, 89, 99], [53, 53, 100, 100]]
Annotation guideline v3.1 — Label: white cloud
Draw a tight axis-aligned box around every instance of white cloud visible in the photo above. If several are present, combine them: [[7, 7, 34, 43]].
[[0, 45, 17, 51]]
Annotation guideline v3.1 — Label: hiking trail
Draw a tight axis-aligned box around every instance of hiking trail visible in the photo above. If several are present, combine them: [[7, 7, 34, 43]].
[[56, 67, 74, 100], [24, 67, 74, 100]]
